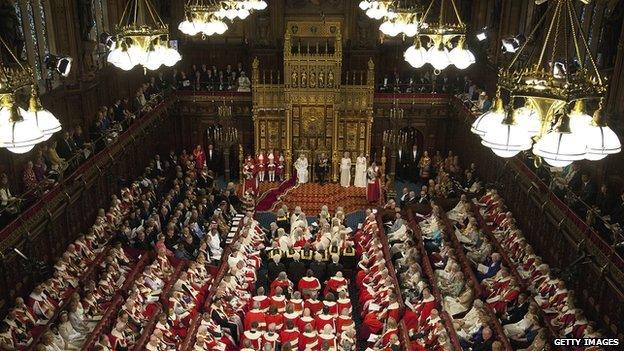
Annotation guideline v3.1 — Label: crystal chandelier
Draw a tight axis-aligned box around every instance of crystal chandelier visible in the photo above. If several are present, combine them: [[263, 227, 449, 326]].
[[472, 0, 621, 166], [403, 0, 474, 71], [379, 1, 423, 37], [107, 0, 181, 71], [0, 37, 61, 154]]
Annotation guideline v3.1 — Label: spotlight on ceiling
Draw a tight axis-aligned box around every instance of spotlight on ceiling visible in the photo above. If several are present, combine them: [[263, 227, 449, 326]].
[[550, 59, 580, 79], [476, 27, 488, 41], [552, 61, 566, 78], [99, 32, 116, 49], [44, 54, 73, 77], [501, 34, 525, 53]]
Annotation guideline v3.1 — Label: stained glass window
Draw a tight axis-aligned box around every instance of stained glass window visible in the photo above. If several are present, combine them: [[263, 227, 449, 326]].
[[93, 0, 109, 67], [13, 1, 27, 61], [26, 1, 42, 80], [12, 1, 54, 83], [36, 0, 49, 57]]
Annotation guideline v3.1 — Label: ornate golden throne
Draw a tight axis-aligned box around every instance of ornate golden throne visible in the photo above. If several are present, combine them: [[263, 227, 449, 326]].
[[252, 19, 374, 181]]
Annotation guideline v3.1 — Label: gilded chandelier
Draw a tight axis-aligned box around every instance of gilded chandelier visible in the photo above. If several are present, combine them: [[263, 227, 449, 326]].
[[359, 1, 395, 20], [359, 1, 422, 37], [0, 37, 61, 154], [403, 0, 474, 71], [472, 0, 621, 166], [379, 2, 423, 37], [179, 0, 267, 38], [107, 0, 181, 71]]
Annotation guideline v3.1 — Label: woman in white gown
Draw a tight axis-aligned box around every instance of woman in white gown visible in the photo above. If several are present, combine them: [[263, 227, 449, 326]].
[[443, 280, 474, 316], [354, 153, 367, 188], [58, 312, 84, 350], [504, 304, 540, 342], [294, 154, 309, 184], [340, 152, 352, 187]]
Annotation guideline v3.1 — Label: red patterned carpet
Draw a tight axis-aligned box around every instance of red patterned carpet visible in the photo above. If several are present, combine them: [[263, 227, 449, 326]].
[[274, 183, 369, 214], [236, 181, 281, 196]]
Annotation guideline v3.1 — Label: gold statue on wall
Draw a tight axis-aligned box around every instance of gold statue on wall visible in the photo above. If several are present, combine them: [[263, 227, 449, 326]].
[[310, 71, 317, 88], [300, 70, 308, 88], [327, 70, 334, 88], [318, 71, 325, 87], [291, 71, 298, 87]]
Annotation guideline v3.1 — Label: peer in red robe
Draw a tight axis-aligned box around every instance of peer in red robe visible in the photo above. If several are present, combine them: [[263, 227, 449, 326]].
[[242, 324, 263, 350], [315, 308, 336, 333], [270, 274, 293, 296], [336, 293, 353, 315], [361, 301, 400, 340], [298, 275, 321, 299], [403, 289, 435, 330], [324, 274, 348, 296], [280, 323, 300, 349], [242, 156, 258, 195], [193, 144, 206, 170], [249, 290, 270, 312], [297, 309, 317, 332], [299, 325, 319, 351], [336, 312, 355, 334], [244, 303, 267, 331], [366, 164, 381, 203], [265, 306, 284, 331], [304, 295, 324, 316], [262, 325, 280, 350]]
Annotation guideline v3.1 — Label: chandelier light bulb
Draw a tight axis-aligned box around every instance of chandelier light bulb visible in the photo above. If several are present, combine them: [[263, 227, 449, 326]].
[[359, 0, 371, 10], [106, 48, 122, 66], [238, 8, 251, 19], [583, 105, 621, 160], [513, 106, 541, 136], [0, 105, 45, 154], [568, 100, 592, 134], [481, 122, 532, 158], [178, 20, 200, 36], [254, 0, 268, 10], [404, 39, 427, 68], [471, 97, 505, 137], [113, 48, 136, 71], [584, 125, 621, 160], [162, 46, 182, 67], [143, 45, 164, 70], [533, 115, 587, 167], [402, 23, 418, 37], [427, 42, 451, 70], [26, 87, 61, 141], [127, 45, 147, 67], [379, 20, 401, 37], [449, 38, 475, 69], [205, 19, 228, 35], [366, 2, 389, 20], [28, 109, 61, 141]]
